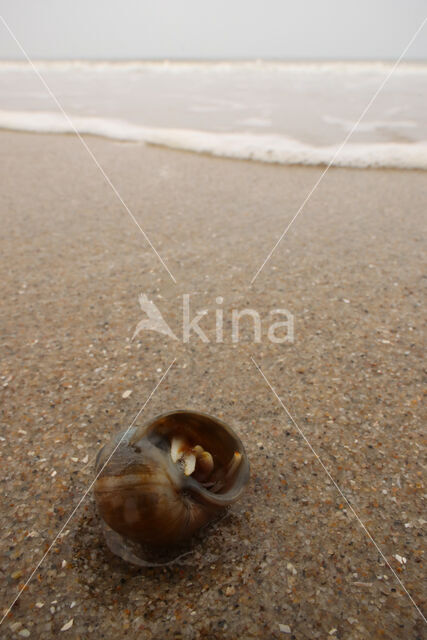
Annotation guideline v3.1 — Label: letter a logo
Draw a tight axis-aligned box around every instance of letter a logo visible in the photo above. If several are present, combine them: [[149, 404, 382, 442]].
[[132, 294, 178, 341]]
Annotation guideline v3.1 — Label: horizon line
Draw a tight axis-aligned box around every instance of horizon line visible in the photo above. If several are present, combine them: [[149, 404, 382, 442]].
[[1, 56, 427, 64]]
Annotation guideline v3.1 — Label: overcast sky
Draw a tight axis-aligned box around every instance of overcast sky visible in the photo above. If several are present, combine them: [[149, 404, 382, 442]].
[[0, 0, 426, 61]]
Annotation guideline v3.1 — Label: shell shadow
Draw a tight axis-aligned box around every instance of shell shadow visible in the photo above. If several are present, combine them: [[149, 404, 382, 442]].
[[70, 496, 250, 605]]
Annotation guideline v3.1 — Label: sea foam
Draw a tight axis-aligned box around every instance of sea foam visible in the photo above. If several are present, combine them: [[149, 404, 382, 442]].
[[1, 109, 427, 169]]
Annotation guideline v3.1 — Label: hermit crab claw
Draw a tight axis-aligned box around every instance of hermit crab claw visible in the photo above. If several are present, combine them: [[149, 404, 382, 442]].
[[193, 448, 214, 482], [170, 437, 219, 480], [170, 436, 196, 475], [170, 436, 186, 463], [94, 410, 250, 551]]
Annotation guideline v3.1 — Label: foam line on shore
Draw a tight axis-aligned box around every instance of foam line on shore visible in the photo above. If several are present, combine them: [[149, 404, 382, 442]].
[[1, 109, 426, 169]]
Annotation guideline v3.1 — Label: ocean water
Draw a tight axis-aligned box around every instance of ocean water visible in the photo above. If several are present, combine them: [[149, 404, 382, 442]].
[[1, 60, 426, 169]]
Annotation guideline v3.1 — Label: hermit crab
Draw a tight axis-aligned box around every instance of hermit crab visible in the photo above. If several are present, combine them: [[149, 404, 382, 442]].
[[94, 411, 250, 555]]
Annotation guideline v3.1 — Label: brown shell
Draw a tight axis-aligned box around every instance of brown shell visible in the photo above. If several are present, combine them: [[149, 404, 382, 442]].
[[94, 410, 250, 547]]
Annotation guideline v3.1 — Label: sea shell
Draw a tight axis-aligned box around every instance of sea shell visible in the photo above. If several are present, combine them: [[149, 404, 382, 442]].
[[94, 410, 250, 550]]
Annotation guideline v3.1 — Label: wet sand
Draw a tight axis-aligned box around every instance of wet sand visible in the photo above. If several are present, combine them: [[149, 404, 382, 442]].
[[0, 131, 425, 639]]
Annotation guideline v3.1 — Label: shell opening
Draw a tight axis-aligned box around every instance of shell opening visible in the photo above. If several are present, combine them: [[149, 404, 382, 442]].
[[170, 437, 242, 489]]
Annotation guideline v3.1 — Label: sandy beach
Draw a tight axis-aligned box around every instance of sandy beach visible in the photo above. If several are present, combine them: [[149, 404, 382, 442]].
[[0, 130, 425, 639]]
